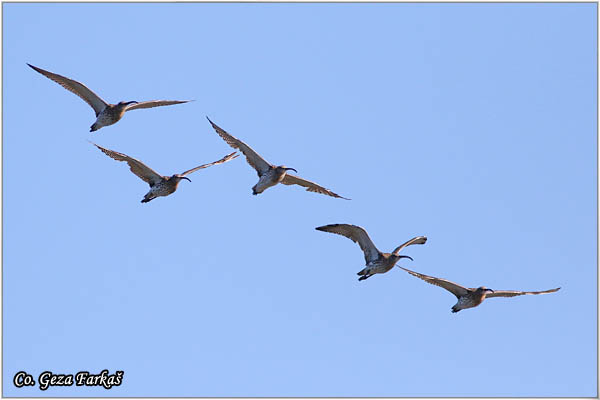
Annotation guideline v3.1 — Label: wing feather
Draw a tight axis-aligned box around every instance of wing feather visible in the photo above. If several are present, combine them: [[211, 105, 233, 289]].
[[179, 152, 239, 176], [206, 117, 272, 176], [281, 174, 349, 199], [399, 267, 470, 298], [125, 100, 190, 111], [28, 63, 107, 115], [316, 224, 380, 263], [91, 142, 163, 187], [392, 236, 428, 255], [485, 287, 560, 298]]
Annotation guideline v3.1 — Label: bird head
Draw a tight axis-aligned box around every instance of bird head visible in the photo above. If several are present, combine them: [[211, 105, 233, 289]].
[[275, 165, 298, 181], [392, 254, 413, 263], [117, 101, 138, 108], [477, 286, 494, 295], [172, 175, 192, 183], [276, 166, 297, 176]]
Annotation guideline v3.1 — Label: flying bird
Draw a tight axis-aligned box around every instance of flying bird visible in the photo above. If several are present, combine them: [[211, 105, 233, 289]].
[[28, 63, 191, 132], [206, 117, 349, 199], [399, 266, 561, 313], [315, 224, 427, 281], [91, 142, 238, 203]]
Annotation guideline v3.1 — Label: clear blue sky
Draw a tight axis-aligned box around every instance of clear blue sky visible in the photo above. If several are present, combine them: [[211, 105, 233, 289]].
[[3, 2, 597, 397]]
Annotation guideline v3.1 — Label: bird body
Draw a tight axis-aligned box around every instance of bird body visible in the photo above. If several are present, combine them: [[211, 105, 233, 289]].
[[90, 101, 137, 132], [450, 287, 492, 312], [207, 117, 349, 199], [142, 175, 188, 203], [315, 224, 427, 281], [252, 166, 293, 195], [358, 253, 407, 277], [399, 266, 561, 312], [28, 63, 190, 132], [91, 142, 238, 202]]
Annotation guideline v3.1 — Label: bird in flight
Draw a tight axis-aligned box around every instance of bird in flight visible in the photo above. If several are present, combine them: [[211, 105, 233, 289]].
[[91, 142, 238, 203], [399, 266, 561, 312], [315, 223, 427, 281], [28, 63, 191, 132], [206, 117, 349, 199]]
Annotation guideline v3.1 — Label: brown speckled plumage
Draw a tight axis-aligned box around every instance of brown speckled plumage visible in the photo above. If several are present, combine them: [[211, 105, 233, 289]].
[[91, 142, 238, 203], [316, 224, 427, 281], [399, 266, 561, 312], [28, 63, 190, 132], [207, 117, 349, 199]]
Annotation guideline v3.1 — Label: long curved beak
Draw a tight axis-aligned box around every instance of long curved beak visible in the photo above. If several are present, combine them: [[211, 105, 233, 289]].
[[486, 288, 495, 293], [398, 255, 413, 261], [181, 177, 191, 182], [285, 167, 297, 173]]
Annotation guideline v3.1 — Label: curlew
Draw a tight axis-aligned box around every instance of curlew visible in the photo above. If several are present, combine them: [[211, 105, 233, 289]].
[[91, 142, 238, 203], [315, 224, 427, 281], [28, 63, 190, 132], [206, 117, 349, 199], [399, 266, 560, 312]]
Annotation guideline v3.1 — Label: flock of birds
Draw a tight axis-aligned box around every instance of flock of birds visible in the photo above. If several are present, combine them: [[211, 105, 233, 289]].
[[28, 63, 561, 313]]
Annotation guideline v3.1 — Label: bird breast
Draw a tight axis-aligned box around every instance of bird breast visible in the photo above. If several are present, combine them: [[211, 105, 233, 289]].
[[255, 170, 281, 193], [456, 296, 477, 310], [96, 107, 120, 126], [274, 169, 288, 182], [366, 259, 392, 274], [150, 181, 176, 197]]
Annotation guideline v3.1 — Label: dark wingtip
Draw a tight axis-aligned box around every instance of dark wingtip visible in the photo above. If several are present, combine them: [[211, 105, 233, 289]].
[[27, 63, 43, 73], [315, 224, 336, 231]]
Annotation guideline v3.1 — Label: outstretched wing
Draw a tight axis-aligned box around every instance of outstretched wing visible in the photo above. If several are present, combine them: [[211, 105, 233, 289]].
[[281, 174, 350, 200], [316, 224, 380, 263], [399, 267, 470, 299], [485, 287, 560, 298], [392, 236, 428, 255], [28, 63, 107, 116], [125, 100, 190, 111], [206, 117, 272, 176], [91, 142, 163, 187], [179, 152, 239, 177]]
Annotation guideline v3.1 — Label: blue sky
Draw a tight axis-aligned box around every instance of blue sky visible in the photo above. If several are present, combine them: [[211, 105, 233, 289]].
[[3, 2, 597, 397]]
